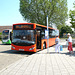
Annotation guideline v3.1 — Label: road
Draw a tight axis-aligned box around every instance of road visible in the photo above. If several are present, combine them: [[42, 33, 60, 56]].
[[0, 41, 34, 70]]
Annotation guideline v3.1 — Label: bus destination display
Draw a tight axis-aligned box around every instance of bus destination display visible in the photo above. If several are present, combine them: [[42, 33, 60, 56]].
[[13, 25, 33, 29]]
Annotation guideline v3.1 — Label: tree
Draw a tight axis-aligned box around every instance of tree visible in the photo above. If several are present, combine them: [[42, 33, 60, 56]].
[[69, 1, 75, 30], [60, 25, 73, 37], [19, 0, 68, 26]]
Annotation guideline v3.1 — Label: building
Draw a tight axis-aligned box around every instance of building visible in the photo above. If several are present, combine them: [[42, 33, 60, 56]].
[[0, 26, 12, 32]]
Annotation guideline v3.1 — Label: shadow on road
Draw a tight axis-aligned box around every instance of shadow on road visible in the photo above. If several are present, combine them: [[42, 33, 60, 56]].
[[61, 51, 75, 56], [0, 43, 11, 45], [62, 45, 67, 48], [60, 45, 75, 48], [0, 50, 34, 56]]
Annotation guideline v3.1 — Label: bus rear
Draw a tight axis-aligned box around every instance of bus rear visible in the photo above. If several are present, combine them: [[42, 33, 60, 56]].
[[2, 29, 12, 44], [11, 23, 36, 52]]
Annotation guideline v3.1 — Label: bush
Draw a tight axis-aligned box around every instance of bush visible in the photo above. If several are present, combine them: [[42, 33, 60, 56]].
[[73, 44, 75, 47], [60, 25, 73, 37]]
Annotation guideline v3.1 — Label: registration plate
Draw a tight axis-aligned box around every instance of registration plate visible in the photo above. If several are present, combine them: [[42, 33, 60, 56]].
[[19, 49, 24, 51]]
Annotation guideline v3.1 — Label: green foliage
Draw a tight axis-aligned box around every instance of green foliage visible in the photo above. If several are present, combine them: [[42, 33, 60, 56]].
[[60, 25, 73, 37], [69, 1, 75, 29], [0, 32, 2, 35], [19, 0, 68, 26], [57, 24, 65, 30]]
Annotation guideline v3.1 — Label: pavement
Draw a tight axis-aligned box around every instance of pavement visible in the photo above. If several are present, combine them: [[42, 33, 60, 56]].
[[0, 41, 33, 71], [0, 41, 75, 75]]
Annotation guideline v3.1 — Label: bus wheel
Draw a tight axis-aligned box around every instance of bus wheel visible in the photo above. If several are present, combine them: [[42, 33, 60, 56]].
[[43, 43, 46, 49]]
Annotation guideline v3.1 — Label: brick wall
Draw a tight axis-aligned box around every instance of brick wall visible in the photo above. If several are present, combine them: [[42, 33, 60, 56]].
[[0, 26, 12, 32]]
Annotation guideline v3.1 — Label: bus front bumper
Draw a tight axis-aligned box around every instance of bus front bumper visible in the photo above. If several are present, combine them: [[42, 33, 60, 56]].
[[11, 44, 36, 52]]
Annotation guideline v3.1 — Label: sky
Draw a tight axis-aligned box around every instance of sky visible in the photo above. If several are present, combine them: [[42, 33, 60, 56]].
[[67, 0, 74, 12], [66, 0, 75, 26], [0, 0, 75, 26]]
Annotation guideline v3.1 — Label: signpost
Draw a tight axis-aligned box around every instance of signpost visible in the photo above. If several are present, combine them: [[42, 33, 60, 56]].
[[45, 30, 48, 39], [47, 15, 49, 53]]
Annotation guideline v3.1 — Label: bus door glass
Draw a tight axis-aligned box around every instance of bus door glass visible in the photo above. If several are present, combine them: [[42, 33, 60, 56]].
[[37, 30, 41, 49]]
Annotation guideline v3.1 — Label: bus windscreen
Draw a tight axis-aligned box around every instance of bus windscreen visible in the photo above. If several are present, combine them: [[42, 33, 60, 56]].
[[12, 30, 35, 46], [2, 30, 9, 40]]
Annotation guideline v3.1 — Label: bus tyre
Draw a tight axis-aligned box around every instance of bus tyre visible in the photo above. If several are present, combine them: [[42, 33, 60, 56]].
[[43, 43, 46, 49]]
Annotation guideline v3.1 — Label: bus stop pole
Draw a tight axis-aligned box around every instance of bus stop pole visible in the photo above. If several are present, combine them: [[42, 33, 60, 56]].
[[47, 15, 49, 53]]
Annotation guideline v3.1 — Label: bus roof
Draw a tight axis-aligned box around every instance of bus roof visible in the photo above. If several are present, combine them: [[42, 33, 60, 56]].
[[3, 29, 12, 31], [13, 23, 57, 30]]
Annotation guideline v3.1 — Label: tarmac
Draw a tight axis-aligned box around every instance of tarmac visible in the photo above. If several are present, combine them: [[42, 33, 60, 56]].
[[0, 41, 75, 75]]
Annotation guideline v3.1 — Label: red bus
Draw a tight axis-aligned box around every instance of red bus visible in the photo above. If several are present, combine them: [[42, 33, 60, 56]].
[[11, 23, 59, 52]]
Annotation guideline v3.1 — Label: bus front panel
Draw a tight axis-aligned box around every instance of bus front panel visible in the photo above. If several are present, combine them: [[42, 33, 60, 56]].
[[11, 29, 36, 52]]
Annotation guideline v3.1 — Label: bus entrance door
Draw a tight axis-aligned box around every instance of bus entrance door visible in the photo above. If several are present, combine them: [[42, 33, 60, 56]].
[[37, 30, 41, 49]]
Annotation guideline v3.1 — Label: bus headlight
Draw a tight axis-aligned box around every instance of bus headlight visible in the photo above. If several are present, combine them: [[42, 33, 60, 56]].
[[29, 47, 35, 50], [11, 46, 15, 49]]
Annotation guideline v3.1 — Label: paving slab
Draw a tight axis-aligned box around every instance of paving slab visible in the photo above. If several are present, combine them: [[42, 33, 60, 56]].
[[0, 41, 75, 75]]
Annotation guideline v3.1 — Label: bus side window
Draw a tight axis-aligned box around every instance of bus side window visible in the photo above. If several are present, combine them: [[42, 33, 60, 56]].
[[55, 30, 59, 36], [49, 29, 52, 38], [51, 30, 56, 38], [41, 30, 45, 39]]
